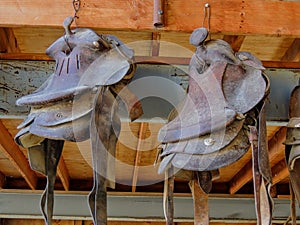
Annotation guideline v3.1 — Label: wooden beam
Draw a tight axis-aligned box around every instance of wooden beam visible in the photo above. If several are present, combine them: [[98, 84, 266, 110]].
[[0, 53, 52, 61], [229, 127, 286, 194], [57, 156, 70, 191], [281, 38, 300, 62], [1, 54, 299, 68], [272, 159, 289, 185], [0, 120, 37, 189], [261, 61, 300, 69], [132, 122, 147, 192], [223, 35, 245, 52], [0, 0, 299, 36], [0, 28, 20, 53]]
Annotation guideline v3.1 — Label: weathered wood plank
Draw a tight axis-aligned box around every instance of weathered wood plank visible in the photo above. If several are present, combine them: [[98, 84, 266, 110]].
[[0, 120, 37, 189], [1, 60, 299, 121], [0, 0, 299, 36]]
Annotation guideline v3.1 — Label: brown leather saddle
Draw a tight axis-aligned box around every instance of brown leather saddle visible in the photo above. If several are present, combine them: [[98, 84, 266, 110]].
[[157, 27, 273, 225], [15, 17, 142, 225], [285, 82, 300, 223]]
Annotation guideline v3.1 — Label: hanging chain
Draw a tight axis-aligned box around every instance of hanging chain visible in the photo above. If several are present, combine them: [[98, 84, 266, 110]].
[[72, 0, 81, 27], [202, 3, 211, 39]]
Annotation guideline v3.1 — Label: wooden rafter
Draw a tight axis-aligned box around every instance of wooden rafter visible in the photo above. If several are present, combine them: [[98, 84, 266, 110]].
[[229, 127, 286, 194], [0, 0, 299, 36], [223, 35, 245, 52], [132, 122, 147, 192], [57, 156, 70, 191], [0, 120, 37, 190], [281, 38, 300, 62], [0, 28, 20, 53], [272, 159, 289, 185]]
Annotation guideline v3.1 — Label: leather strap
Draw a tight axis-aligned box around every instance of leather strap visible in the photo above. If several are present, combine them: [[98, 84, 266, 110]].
[[286, 84, 300, 205], [189, 174, 209, 225], [39, 139, 64, 225], [249, 126, 272, 225], [88, 87, 120, 225], [290, 182, 297, 225], [163, 167, 174, 225]]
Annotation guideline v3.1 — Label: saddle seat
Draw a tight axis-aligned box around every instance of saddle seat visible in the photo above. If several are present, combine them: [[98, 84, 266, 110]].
[[158, 38, 269, 174]]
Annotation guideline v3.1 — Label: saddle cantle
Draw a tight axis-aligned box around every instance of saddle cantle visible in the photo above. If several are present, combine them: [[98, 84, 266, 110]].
[[158, 27, 272, 225], [14, 16, 143, 225]]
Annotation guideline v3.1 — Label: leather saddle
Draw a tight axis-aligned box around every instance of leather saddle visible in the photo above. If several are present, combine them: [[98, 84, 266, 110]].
[[158, 27, 273, 225], [285, 83, 300, 208], [15, 17, 142, 225]]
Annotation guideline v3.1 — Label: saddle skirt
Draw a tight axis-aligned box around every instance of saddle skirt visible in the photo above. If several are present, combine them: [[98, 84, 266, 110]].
[[158, 30, 269, 174]]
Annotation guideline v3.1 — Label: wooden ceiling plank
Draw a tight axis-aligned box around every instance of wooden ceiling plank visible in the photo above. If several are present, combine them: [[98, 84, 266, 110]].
[[229, 127, 287, 194], [0, 0, 299, 36], [0, 120, 37, 189], [223, 35, 245, 52], [1, 54, 299, 68], [281, 38, 300, 62], [0, 28, 20, 53], [132, 122, 147, 192], [57, 156, 70, 191], [272, 159, 289, 185]]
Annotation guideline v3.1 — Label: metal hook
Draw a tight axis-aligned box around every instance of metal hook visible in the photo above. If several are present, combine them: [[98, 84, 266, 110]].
[[63, 17, 74, 52], [202, 3, 211, 40]]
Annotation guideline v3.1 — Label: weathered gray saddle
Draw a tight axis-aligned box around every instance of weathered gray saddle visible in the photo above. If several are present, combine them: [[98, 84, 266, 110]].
[[15, 17, 142, 225], [285, 82, 300, 223], [157, 27, 273, 225]]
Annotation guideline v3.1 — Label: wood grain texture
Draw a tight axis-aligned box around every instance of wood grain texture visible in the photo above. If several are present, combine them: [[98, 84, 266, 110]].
[[0, 0, 299, 36], [281, 38, 300, 61], [57, 156, 70, 191], [0, 119, 37, 189], [0, 28, 20, 53]]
